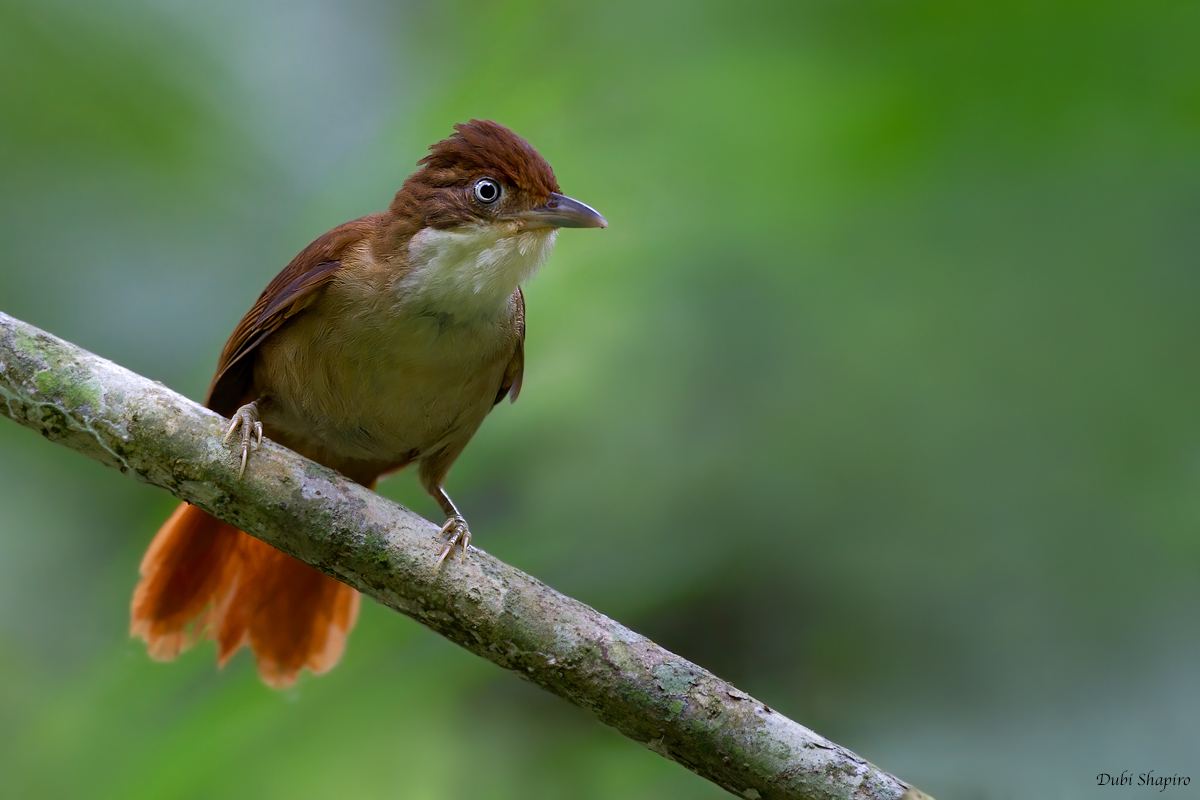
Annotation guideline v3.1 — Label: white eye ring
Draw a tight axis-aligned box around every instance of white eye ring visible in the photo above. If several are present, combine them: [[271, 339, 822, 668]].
[[473, 178, 501, 204]]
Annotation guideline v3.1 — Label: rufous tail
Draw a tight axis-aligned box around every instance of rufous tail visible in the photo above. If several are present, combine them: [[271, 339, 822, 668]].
[[130, 503, 360, 688]]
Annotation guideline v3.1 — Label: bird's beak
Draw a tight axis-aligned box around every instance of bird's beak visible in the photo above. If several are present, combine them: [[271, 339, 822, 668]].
[[508, 192, 608, 230]]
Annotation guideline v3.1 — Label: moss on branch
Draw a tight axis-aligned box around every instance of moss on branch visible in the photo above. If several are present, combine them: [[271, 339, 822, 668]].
[[0, 310, 930, 800]]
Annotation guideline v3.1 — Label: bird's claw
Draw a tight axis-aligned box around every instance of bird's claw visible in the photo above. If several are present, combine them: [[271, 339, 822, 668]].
[[432, 515, 471, 573], [223, 402, 262, 480]]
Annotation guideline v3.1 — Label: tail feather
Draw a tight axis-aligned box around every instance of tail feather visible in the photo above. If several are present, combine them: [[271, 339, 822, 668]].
[[223, 535, 361, 686], [131, 503, 360, 687], [130, 503, 242, 661]]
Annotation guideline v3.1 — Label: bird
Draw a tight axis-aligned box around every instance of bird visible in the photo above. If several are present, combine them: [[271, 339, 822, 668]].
[[130, 120, 606, 688]]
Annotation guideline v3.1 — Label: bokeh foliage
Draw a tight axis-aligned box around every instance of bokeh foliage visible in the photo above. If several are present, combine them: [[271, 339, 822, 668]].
[[1, 1, 1198, 797]]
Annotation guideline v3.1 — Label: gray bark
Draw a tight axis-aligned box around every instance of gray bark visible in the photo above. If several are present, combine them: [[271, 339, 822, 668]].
[[0, 310, 933, 800]]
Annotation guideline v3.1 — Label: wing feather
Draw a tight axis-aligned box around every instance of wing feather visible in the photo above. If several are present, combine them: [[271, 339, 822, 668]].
[[205, 215, 382, 415], [494, 286, 526, 405]]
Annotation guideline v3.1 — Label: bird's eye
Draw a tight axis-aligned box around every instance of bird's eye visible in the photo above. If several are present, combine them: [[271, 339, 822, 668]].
[[473, 178, 501, 204]]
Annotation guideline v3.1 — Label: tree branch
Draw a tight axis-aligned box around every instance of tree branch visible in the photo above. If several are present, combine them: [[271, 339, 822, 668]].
[[0, 310, 933, 800]]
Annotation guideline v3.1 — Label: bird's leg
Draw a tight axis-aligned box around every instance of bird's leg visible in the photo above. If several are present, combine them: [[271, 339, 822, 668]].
[[430, 485, 470, 572], [222, 400, 263, 479]]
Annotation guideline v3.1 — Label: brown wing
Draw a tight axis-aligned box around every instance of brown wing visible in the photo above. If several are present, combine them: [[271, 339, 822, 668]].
[[494, 286, 526, 405], [205, 214, 383, 416]]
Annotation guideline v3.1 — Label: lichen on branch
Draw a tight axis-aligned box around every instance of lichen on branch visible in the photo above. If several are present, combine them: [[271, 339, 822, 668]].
[[0, 310, 929, 800]]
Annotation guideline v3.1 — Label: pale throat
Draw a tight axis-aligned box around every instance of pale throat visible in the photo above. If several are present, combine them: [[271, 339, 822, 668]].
[[400, 223, 558, 319]]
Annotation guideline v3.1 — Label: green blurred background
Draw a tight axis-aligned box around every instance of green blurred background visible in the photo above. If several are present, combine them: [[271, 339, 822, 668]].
[[1, 0, 1198, 797]]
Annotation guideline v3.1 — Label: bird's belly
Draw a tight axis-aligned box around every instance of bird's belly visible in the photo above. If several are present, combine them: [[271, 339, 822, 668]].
[[255, 310, 511, 465]]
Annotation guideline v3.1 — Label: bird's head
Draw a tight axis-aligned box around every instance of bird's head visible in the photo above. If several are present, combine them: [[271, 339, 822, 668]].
[[381, 121, 606, 314], [389, 120, 607, 236]]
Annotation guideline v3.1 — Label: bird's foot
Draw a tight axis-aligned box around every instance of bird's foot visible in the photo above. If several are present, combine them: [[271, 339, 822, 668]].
[[222, 401, 263, 479], [433, 515, 471, 572]]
